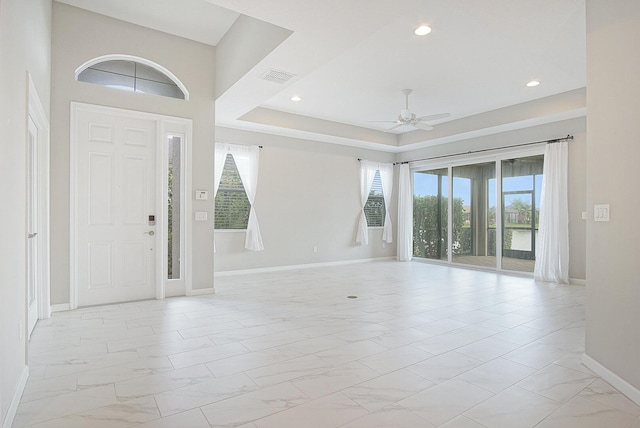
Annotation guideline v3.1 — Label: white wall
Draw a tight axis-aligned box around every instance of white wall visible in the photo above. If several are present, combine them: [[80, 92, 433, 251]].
[[50, 3, 217, 304], [214, 128, 397, 272], [0, 0, 51, 424], [585, 0, 640, 399], [397, 117, 587, 280]]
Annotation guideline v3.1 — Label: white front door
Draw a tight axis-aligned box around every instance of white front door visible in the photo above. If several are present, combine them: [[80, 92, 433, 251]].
[[27, 115, 39, 336], [75, 109, 158, 307]]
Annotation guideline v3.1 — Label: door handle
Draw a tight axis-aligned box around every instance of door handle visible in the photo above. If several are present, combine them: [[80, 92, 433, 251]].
[[144, 231, 155, 236], [28, 233, 37, 239]]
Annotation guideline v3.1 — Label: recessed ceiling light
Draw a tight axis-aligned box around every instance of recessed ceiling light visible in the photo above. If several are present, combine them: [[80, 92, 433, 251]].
[[415, 25, 432, 36], [291, 95, 302, 102], [526, 80, 540, 87]]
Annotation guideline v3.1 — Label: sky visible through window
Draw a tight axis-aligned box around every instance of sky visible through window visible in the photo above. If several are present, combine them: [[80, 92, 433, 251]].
[[414, 173, 542, 208]]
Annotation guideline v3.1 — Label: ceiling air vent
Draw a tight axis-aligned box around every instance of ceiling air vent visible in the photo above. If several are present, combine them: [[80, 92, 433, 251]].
[[261, 68, 296, 84]]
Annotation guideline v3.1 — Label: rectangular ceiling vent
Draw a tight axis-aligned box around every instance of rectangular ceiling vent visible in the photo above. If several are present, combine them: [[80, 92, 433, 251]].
[[261, 68, 296, 84]]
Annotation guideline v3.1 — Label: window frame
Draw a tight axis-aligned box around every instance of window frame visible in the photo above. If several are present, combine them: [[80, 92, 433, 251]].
[[75, 54, 189, 101]]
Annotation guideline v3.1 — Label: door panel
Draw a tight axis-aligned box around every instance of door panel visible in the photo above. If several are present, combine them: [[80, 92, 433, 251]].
[[27, 116, 39, 336], [76, 110, 157, 306]]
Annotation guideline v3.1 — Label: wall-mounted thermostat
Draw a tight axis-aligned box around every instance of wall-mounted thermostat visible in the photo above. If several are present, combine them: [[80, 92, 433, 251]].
[[195, 190, 208, 200]]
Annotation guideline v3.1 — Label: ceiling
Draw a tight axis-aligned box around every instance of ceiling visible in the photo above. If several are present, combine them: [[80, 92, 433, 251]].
[[56, 0, 587, 153]]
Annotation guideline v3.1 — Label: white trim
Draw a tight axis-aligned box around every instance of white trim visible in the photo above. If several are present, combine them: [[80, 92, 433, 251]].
[[70, 102, 193, 308], [51, 303, 71, 313], [156, 121, 166, 301], [189, 288, 215, 296], [582, 353, 640, 406], [570, 278, 586, 286], [27, 74, 51, 321], [69, 102, 79, 309], [214, 257, 395, 277], [2, 366, 28, 428], [74, 54, 190, 101]]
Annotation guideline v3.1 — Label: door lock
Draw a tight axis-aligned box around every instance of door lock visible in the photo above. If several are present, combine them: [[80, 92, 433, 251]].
[[144, 231, 155, 236]]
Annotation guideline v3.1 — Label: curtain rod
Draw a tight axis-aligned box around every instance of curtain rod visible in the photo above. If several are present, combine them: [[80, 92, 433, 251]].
[[392, 134, 573, 165]]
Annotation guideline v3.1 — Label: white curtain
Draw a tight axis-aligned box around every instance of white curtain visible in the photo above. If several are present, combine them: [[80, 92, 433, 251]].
[[534, 141, 569, 283], [378, 163, 394, 244], [397, 163, 413, 261], [355, 160, 378, 245], [214, 143, 264, 251]]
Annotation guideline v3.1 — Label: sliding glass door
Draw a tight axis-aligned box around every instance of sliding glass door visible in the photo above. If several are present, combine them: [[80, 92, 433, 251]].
[[452, 162, 496, 268], [412, 151, 543, 273], [501, 155, 544, 272], [413, 168, 448, 261]]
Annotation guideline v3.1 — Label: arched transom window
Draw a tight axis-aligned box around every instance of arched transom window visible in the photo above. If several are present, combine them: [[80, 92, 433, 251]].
[[76, 55, 188, 100]]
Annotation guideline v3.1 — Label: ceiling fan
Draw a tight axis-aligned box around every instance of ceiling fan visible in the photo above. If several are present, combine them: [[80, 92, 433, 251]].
[[370, 89, 450, 132]]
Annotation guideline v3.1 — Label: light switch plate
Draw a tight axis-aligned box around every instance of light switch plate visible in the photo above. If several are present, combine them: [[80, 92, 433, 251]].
[[195, 211, 208, 221], [594, 204, 610, 222], [581, 212, 588, 220], [195, 190, 208, 200]]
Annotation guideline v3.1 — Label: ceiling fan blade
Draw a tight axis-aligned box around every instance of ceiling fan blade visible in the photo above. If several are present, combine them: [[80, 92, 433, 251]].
[[367, 120, 401, 123], [384, 123, 405, 133], [413, 122, 434, 131], [417, 112, 451, 122]]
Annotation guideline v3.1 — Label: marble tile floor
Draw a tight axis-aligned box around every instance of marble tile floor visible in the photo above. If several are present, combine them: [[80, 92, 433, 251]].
[[14, 261, 640, 427]]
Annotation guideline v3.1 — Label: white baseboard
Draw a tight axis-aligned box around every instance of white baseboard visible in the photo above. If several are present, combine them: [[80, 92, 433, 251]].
[[188, 288, 215, 296], [50, 303, 70, 313], [2, 366, 28, 428], [214, 257, 395, 277], [582, 353, 640, 405], [570, 278, 586, 286]]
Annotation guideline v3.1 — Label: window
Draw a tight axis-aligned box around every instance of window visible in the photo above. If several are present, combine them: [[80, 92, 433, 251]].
[[167, 135, 182, 279], [214, 154, 251, 229], [77, 59, 186, 100], [364, 170, 386, 227]]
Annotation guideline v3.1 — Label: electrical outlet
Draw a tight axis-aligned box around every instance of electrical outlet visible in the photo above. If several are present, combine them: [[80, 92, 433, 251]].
[[195, 211, 208, 221], [313, 246, 318, 253]]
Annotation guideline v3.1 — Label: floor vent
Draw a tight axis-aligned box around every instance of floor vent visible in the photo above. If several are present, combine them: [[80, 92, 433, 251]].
[[261, 68, 296, 84]]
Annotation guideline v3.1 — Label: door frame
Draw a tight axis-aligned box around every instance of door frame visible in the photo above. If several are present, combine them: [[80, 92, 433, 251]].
[[410, 144, 544, 273], [70, 103, 193, 309], [27, 74, 51, 324]]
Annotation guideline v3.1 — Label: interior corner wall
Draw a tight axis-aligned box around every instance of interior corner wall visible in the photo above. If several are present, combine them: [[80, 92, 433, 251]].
[[214, 128, 398, 272], [585, 0, 640, 397], [50, 2, 216, 303], [396, 117, 587, 281], [0, 0, 51, 424]]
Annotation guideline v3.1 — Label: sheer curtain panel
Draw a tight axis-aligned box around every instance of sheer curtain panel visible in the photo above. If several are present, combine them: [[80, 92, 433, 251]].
[[397, 163, 413, 261], [214, 143, 264, 251], [378, 163, 394, 244], [534, 141, 569, 283], [356, 160, 378, 245]]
